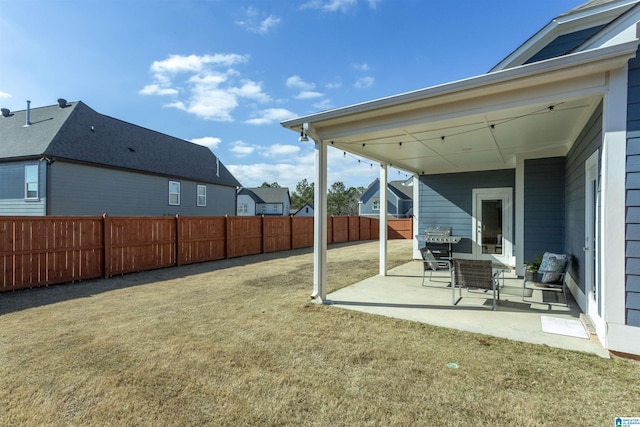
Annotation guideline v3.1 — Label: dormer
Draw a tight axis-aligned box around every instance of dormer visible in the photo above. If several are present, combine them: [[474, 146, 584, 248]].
[[491, 0, 640, 71]]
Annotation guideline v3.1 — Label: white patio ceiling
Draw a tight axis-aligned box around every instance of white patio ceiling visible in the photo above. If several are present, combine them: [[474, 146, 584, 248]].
[[282, 41, 638, 175]]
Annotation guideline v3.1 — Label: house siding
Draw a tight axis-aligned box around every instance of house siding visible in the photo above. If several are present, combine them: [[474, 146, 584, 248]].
[[523, 157, 565, 262], [0, 160, 46, 215], [359, 181, 412, 218], [418, 169, 515, 254], [524, 25, 606, 64], [627, 49, 640, 327], [48, 161, 236, 216]]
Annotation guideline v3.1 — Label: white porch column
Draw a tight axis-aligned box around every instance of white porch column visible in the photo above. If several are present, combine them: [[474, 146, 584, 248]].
[[379, 164, 388, 276], [412, 174, 420, 260], [602, 66, 631, 347], [312, 137, 328, 302], [515, 155, 525, 276]]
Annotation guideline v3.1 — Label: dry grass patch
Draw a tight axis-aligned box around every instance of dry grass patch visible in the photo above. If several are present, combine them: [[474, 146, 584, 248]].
[[1, 240, 639, 426]]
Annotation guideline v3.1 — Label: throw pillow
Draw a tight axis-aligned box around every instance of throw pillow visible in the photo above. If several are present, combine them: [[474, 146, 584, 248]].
[[538, 252, 567, 283]]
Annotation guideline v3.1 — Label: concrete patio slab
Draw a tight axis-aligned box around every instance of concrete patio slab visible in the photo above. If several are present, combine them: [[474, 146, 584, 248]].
[[327, 260, 609, 358]]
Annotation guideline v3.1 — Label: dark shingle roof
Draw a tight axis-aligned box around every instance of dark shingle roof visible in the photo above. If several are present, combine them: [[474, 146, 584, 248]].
[[389, 180, 413, 199], [242, 187, 290, 204], [0, 101, 241, 187]]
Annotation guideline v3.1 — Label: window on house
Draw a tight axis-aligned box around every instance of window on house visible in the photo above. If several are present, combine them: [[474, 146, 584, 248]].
[[25, 164, 39, 200], [238, 203, 248, 214], [197, 185, 206, 207], [169, 181, 180, 205], [372, 200, 380, 210]]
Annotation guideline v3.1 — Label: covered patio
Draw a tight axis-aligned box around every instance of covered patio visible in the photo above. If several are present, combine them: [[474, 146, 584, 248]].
[[327, 253, 609, 358]]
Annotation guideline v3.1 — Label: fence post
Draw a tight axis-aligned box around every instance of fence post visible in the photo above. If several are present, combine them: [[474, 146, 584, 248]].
[[103, 213, 110, 278], [175, 214, 181, 266], [261, 215, 266, 254], [225, 215, 229, 259], [290, 215, 295, 250]]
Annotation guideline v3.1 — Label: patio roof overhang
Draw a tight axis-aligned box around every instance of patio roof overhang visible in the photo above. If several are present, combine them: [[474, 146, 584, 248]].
[[282, 40, 639, 175]]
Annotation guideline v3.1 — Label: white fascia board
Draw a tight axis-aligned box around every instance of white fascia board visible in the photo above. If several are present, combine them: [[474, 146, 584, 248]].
[[581, 4, 640, 49], [281, 41, 639, 133]]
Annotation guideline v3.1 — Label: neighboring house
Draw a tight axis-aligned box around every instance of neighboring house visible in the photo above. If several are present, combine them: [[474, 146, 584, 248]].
[[294, 203, 314, 217], [237, 187, 291, 216], [359, 178, 413, 218], [283, 0, 640, 356], [0, 100, 241, 216]]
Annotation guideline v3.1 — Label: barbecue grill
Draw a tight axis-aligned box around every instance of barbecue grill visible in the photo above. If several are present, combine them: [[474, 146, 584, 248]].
[[416, 226, 462, 268]]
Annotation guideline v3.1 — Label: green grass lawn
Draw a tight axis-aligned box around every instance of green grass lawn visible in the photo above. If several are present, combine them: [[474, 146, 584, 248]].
[[1, 240, 638, 426]]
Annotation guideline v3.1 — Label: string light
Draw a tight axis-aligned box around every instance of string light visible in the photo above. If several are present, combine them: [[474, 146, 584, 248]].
[[338, 103, 564, 148]]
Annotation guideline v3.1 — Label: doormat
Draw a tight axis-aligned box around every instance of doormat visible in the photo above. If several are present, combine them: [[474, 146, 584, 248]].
[[540, 316, 589, 339]]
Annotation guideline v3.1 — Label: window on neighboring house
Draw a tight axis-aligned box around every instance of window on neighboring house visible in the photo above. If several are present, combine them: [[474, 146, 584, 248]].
[[372, 200, 380, 210], [25, 164, 39, 200], [169, 181, 180, 205], [238, 203, 248, 214], [197, 185, 206, 207]]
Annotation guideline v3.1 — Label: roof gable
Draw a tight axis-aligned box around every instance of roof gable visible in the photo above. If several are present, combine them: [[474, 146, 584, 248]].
[[242, 187, 290, 204], [523, 24, 606, 64], [0, 101, 241, 187], [359, 178, 412, 202], [491, 0, 639, 71]]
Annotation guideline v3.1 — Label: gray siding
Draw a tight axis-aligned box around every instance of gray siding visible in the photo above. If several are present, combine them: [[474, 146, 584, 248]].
[[418, 169, 515, 254], [524, 25, 605, 64], [627, 49, 640, 326], [359, 182, 410, 218], [523, 157, 565, 262], [0, 160, 46, 215], [48, 161, 236, 216], [564, 102, 602, 295]]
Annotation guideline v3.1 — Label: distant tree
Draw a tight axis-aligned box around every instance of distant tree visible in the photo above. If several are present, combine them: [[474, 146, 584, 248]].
[[291, 179, 314, 211], [259, 182, 281, 188], [327, 182, 363, 216]]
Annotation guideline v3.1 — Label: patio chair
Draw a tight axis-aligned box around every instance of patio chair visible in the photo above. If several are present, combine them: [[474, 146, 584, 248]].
[[452, 259, 500, 310], [522, 252, 568, 306], [420, 247, 451, 286]]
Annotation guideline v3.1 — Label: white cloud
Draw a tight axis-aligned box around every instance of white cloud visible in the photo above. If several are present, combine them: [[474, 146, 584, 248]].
[[140, 53, 272, 121], [150, 53, 248, 75], [229, 80, 272, 103], [230, 140, 257, 157], [245, 108, 297, 125], [367, 0, 381, 9], [352, 62, 369, 71], [261, 144, 301, 158], [354, 76, 374, 89], [312, 99, 334, 110], [228, 160, 314, 189], [190, 136, 222, 150], [237, 7, 281, 34], [257, 15, 281, 33], [325, 81, 342, 90], [286, 75, 315, 91], [0, 91, 12, 99], [138, 84, 178, 96], [301, 0, 358, 13], [295, 90, 323, 100], [227, 146, 385, 190]]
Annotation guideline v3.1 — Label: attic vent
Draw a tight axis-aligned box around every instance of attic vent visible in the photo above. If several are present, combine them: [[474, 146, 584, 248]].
[[1, 108, 10, 118], [57, 98, 68, 108]]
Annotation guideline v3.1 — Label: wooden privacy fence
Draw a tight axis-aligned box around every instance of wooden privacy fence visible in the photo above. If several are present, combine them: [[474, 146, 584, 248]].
[[0, 215, 412, 292]]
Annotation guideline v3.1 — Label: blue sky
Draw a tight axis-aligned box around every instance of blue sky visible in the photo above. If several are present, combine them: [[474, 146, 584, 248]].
[[0, 0, 583, 190]]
